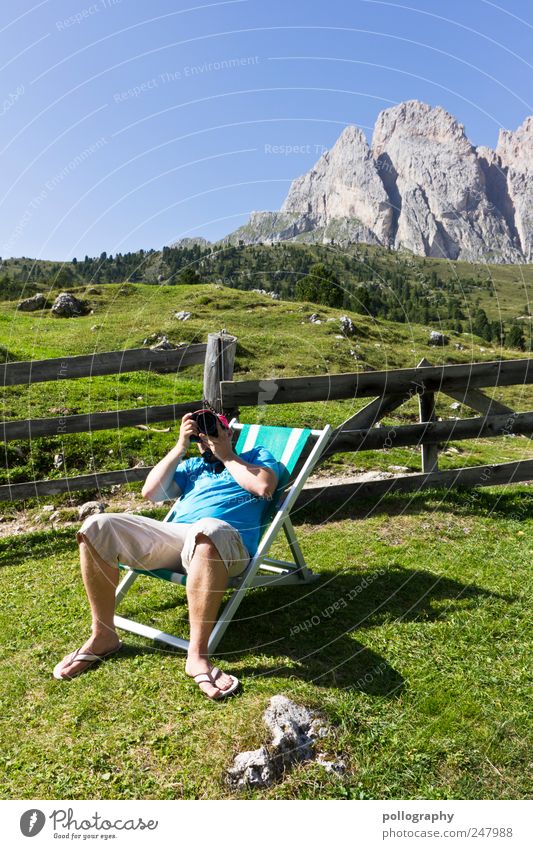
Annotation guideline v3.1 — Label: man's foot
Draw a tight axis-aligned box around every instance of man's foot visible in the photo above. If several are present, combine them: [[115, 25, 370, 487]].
[[53, 636, 122, 680], [185, 659, 239, 700]]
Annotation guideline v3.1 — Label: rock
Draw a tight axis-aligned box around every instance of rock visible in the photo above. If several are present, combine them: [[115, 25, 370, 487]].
[[149, 334, 177, 350], [226, 747, 274, 790], [143, 332, 161, 345], [339, 314, 356, 336], [226, 695, 341, 790], [51, 292, 86, 317], [16, 293, 46, 311], [86, 287, 100, 294], [388, 465, 410, 472], [450, 402, 461, 410], [251, 288, 280, 299], [495, 115, 533, 261], [41, 504, 55, 512], [428, 330, 449, 346], [281, 124, 393, 246], [221, 99, 533, 262], [78, 501, 107, 520], [372, 101, 522, 262], [309, 313, 321, 324], [173, 311, 192, 321], [315, 754, 347, 775]]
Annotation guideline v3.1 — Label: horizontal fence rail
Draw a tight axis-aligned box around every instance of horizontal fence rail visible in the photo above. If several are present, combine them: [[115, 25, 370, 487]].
[[0, 467, 150, 502], [0, 401, 202, 441], [326, 410, 533, 453], [0, 344, 207, 387], [221, 358, 533, 407], [296, 458, 533, 508]]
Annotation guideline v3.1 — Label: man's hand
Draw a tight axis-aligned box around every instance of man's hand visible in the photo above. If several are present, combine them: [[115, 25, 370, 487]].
[[177, 412, 199, 453], [198, 419, 234, 462], [142, 413, 194, 502]]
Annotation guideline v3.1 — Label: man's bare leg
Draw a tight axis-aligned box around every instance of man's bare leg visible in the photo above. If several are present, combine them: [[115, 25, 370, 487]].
[[54, 533, 121, 678], [184, 533, 236, 698]]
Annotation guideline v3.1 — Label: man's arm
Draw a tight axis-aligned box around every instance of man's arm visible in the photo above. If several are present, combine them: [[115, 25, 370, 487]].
[[198, 423, 278, 499], [141, 413, 196, 502]]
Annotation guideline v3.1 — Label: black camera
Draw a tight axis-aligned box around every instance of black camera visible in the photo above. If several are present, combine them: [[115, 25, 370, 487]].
[[189, 409, 221, 442]]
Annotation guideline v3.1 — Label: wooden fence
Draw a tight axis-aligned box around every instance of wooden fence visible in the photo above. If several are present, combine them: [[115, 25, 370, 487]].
[[1, 331, 532, 504], [0, 333, 236, 501], [222, 354, 533, 505]]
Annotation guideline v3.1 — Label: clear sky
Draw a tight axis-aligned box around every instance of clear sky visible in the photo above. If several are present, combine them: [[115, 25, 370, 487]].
[[1, 0, 532, 261]]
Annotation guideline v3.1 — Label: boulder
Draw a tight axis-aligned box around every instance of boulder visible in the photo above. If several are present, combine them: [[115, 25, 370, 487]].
[[339, 314, 356, 336], [428, 330, 449, 346], [51, 292, 86, 317], [16, 293, 47, 311]]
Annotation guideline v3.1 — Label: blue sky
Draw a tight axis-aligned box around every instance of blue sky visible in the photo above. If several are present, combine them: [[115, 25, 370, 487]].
[[1, 0, 532, 261]]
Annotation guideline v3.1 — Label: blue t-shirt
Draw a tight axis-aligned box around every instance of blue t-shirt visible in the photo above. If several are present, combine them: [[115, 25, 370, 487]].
[[171, 446, 280, 557]]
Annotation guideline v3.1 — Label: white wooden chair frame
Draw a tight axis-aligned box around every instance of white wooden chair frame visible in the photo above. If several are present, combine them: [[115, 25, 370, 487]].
[[114, 421, 331, 653]]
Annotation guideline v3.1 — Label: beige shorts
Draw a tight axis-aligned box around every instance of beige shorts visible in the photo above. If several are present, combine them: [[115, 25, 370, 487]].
[[77, 512, 251, 578]]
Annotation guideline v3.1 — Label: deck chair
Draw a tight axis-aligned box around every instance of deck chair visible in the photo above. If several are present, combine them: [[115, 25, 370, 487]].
[[114, 421, 332, 653]]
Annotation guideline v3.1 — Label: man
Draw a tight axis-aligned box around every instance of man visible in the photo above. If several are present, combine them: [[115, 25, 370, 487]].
[[52, 411, 279, 699]]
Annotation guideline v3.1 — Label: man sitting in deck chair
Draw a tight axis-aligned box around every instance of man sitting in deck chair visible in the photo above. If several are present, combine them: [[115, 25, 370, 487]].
[[52, 410, 279, 700]]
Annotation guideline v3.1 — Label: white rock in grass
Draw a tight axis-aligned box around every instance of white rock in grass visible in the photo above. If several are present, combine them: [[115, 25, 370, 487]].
[[227, 695, 343, 790]]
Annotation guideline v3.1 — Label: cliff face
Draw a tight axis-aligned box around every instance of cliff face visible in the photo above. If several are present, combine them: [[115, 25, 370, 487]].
[[224, 100, 531, 263], [495, 115, 533, 262]]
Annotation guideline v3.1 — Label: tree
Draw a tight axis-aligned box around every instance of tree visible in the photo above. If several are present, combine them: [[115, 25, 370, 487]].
[[295, 262, 343, 307], [506, 322, 526, 351], [178, 267, 201, 285]]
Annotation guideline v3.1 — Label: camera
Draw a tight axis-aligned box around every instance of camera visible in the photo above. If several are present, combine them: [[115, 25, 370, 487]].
[[189, 409, 223, 441]]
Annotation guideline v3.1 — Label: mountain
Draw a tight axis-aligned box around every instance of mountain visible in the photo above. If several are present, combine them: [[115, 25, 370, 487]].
[[223, 100, 532, 264]]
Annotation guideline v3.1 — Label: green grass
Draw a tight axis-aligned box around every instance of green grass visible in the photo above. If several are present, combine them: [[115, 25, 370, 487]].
[[0, 485, 531, 799], [0, 278, 532, 798]]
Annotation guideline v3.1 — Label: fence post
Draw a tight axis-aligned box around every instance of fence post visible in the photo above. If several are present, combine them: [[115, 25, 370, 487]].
[[417, 357, 439, 472], [203, 331, 237, 414]]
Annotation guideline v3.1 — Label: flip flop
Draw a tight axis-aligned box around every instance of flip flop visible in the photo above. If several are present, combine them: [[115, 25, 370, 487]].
[[191, 666, 240, 700], [52, 641, 123, 681]]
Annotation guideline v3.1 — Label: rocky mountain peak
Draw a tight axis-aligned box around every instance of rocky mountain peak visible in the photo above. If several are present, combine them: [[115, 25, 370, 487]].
[[223, 99, 532, 263]]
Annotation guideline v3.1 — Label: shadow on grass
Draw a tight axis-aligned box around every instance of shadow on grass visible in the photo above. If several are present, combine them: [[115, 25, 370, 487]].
[[216, 565, 502, 696], [117, 564, 503, 698], [0, 527, 75, 568], [294, 484, 533, 525]]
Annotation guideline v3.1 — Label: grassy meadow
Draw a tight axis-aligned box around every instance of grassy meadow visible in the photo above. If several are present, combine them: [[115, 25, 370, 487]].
[[0, 278, 532, 799]]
